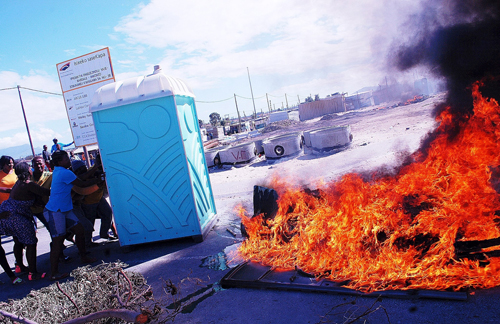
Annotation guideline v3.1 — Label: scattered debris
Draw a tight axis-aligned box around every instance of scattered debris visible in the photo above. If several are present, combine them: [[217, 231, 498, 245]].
[[320, 114, 338, 121], [200, 253, 229, 271], [261, 120, 299, 133], [224, 243, 244, 268], [0, 262, 158, 324], [226, 228, 237, 237]]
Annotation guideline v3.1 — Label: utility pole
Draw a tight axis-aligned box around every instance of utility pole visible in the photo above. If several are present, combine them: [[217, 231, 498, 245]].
[[297, 95, 300, 105], [17, 86, 36, 157], [234, 94, 242, 133], [266, 93, 271, 114], [247, 67, 257, 119], [285, 93, 289, 109]]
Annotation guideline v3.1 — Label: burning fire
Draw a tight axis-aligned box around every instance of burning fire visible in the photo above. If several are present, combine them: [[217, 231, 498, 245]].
[[238, 82, 500, 292]]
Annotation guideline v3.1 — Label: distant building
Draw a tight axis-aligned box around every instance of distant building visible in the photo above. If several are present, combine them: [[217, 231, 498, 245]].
[[372, 83, 407, 105], [269, 111, 289, 123], [345, 91, 374, 110], [414, 78, 430, 96], [205, 126, 225, 138], [299, 93, 346, 121]]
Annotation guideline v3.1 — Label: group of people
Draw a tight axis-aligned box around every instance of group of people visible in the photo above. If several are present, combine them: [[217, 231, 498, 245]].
[[0, 145, 117, 284]]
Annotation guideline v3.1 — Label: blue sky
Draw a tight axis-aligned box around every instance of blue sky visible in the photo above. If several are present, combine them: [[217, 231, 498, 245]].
[[0, 0, 429, 152]]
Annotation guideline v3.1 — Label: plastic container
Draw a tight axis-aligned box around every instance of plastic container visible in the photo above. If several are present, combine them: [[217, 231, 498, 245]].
[[89, 66, 217, 246]]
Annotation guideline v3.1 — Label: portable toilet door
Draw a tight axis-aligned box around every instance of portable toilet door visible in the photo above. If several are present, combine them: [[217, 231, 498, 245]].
[[89, 66, 217, 246]]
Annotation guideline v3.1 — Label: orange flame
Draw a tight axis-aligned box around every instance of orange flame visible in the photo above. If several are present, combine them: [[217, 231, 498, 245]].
[[239, 82, 500, 292]]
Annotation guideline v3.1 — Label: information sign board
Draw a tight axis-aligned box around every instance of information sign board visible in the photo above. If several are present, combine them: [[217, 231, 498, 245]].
[[56, 48, 115, 147]]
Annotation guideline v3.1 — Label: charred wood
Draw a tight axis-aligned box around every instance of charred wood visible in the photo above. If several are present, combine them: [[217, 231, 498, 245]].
[[454, 237, 500, 253]]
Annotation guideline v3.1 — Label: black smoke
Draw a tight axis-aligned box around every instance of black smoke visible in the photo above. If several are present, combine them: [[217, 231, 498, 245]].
[[390, 0, 500, 158], [393, 0, 500, 116]]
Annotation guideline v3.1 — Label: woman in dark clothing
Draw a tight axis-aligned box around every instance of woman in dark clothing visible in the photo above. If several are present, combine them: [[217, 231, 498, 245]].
[[0, 162, 50, 280], [0, 234, 22, 284]]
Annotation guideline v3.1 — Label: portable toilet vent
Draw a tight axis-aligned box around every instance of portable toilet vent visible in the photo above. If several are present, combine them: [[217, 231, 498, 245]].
[[89, 66, 217, 246]]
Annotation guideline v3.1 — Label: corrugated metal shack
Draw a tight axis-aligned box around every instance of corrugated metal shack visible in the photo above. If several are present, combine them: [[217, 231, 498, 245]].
[[345, 91, 374, 110], [298, 93, 346, 121]]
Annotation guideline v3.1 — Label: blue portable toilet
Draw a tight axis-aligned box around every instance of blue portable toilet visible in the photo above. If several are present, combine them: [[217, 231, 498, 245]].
[[89, 65, 217, 246]]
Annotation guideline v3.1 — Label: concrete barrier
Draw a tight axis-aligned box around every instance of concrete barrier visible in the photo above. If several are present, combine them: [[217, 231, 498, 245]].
[[204, 148, 220, 168], [218, 142, 256, 165], [263, 132, 303, 159], [254, 139, 264, 155], [304, 125, 352, 152]]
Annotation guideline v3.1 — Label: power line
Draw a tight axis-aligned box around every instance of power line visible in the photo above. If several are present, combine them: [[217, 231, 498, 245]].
[[19, 86, 62, 96], [0, 86, 62, 96], [196, 96, 234, 103], [234, 94, 266, 100], [1, 86, 300, 106]]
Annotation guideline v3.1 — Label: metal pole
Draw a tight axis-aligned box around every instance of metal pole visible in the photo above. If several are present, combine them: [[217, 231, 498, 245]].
[[17, 86, 36, 157], [247, 67, 257, 119], [83, 146, 90, 168], [234, 94, 242, 133], [266, 93, 271, 114]]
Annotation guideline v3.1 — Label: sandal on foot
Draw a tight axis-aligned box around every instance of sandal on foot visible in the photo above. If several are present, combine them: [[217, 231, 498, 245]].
[[15, 264, 29, 275], [11, 277, 23, 285], [28, 272, 47, 281], [50, 273, 69, 281]]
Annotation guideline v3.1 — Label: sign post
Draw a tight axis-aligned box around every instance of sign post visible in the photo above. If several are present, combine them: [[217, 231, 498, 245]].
[[56, 48, 115, 149]]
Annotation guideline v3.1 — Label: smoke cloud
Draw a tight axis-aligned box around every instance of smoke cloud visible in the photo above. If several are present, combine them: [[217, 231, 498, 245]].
[[392, 0, 500, 116]]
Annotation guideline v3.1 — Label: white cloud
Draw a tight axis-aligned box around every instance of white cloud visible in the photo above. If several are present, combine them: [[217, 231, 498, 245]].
[[0, 71, 69, 149], [64, 49, 77, 57], [116, 60, 135, 66], [115, 0, 425, 95], [108, 33, 120, 41]]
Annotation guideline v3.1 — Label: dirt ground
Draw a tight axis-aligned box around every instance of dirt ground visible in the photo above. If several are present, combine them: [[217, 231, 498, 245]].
[[208, 93, 443, 198]]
